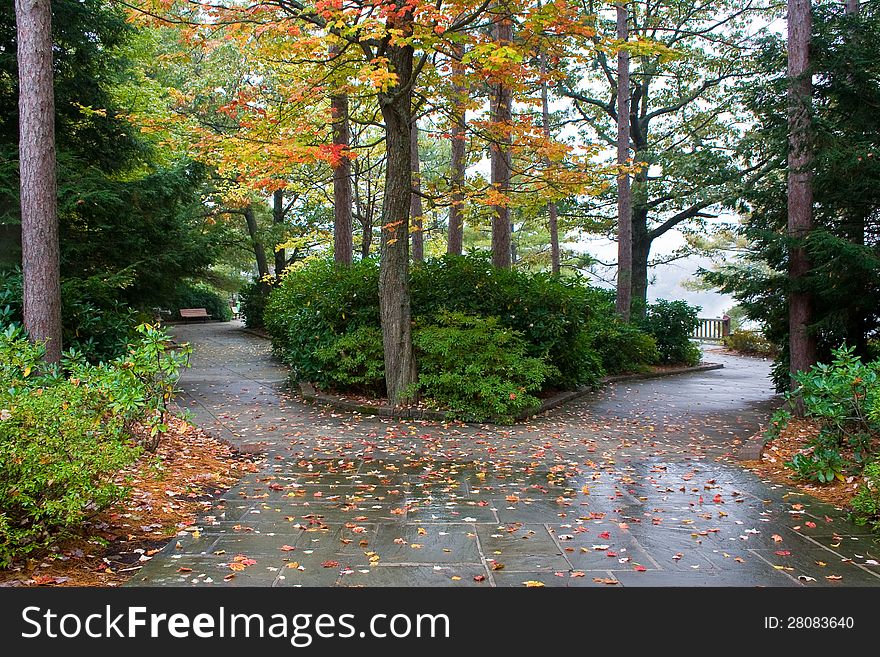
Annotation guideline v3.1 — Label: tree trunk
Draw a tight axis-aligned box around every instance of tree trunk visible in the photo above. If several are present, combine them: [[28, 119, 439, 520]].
[[273, 189, 286, 279], [16, 0, 61, 363], [410, 117, 424, 262], [490, 8, 512, 269], [447, 46, 466, 256], [539, 50, 560, 274], [330, 45, 353, 266], [244, 205, 270, 281], [787, 0, 817, 387], [615, 3, 633, 321], [377, 18, 417, 405], [631, 209, 650, 319], [845, 0, 859, 14]]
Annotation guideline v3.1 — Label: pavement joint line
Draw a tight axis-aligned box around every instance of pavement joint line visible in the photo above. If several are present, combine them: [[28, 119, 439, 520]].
[[789, 531, 880, 580], [746, 548, 807, 586]]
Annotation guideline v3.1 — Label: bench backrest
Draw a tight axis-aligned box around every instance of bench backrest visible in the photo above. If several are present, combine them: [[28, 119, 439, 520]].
[[179, 308, 209, 318]]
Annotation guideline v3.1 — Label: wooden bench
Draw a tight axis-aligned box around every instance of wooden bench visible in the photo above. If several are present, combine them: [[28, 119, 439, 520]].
[[179, 308, 210, 323]]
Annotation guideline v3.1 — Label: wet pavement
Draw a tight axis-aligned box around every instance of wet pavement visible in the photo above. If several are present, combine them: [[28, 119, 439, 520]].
[[130, 322, 880, 587]]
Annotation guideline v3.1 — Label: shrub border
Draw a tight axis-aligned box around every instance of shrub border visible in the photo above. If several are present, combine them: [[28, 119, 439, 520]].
[[298, 363, 724, 425]]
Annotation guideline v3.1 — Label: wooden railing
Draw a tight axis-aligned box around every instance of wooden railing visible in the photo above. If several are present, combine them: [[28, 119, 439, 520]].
[[693, 316, 731, 342]]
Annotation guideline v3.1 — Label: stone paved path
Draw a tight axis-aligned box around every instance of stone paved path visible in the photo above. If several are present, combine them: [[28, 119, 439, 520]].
[[131, 322, 880, 587]]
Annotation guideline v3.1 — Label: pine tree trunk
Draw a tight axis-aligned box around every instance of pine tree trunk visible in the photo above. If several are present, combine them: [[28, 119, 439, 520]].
[[490, 8, 512, 269], [539, 51, 560, 274], [410, 117, 424, 262], [845, 0, 859, 14], [377, 18, 417, 405], [615, 3, 633, 321], [330, 45, 353, 266], [631, 211, 650, 319], [16, 0, 61, 363], [273, 189, 286, 278], [787, 0, 817, 386], [244, 205, 269, 281]]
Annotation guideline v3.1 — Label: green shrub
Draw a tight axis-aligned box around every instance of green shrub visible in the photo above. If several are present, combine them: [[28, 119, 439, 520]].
[[723, 329, 777, 357], [639, 300, 702, 366], [412, 312, 556, 423], [314, 326, 385, 394], [852, 458, 880, 530], [411, 254, 603, 388], [264, 258, 380, 381], [792, 346, 880, 463], [169, 281, 232, 321], [240, 280, 272, 329], [1, 269, 142, 362], [786, 449, 845, 484], [0, 323, 190, 565], [586, 319, 660, 374]]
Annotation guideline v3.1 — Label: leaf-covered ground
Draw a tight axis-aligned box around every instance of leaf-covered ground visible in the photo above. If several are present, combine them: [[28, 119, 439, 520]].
[[748, 419, 867, 510], [0, 417, 258, 587]]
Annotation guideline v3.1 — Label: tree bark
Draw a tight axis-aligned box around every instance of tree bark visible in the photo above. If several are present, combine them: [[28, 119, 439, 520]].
[[16, 0, 61, 363], [377, 13, 417, 405], [447, 51, 466, 256], [490, 7, 513, 269], [615, 3, 633, 321], [539, 50, 560, 274], [244, 205, 270, 281], [845, 0, 859, 14], [330, 45, 353, 266], [631, 208, 650, 318], [787, 0, 817, 387], [273, 189, 286, 279], [410, 116, 424, 262]]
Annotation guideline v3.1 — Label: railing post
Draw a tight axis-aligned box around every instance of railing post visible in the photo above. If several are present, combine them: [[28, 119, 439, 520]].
[[722, 315, 731, 338]]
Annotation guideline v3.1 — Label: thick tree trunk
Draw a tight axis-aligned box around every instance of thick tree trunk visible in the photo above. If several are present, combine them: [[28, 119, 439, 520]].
[[330, 45, 353, 266], [273, 189, 286, 279], [244, 205, 270, 281], [845, 0, 859, 14], [615, 3, 633, 321], [490, 9, 512, 269], [410, 117, 424, 262], [16, 0, 61, 363], [377, 21, 417, 405], [787, 0, 817, 387], [539, 51, 560, 274]]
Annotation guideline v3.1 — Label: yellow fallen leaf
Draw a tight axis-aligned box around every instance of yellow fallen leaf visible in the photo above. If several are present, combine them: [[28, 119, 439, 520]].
[[523, 580, 545, 587]]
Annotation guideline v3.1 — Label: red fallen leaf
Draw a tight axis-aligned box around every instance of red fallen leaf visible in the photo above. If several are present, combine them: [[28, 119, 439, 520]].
[[824, 516, 833, 523], [606, 551, 618, 558], [473, 575, 486, 582], [280, 545, 296, 552], [633, 564, 647, 572], [321, 560, 340, 568], [805, 521, 817, 528], [598, 531, 611, 540], [33, 575, 60, 586], [713, 494, 723, 503], [177, 567, 193, 573], [774, 550, 791, 556], [570, 571, 586, 578]]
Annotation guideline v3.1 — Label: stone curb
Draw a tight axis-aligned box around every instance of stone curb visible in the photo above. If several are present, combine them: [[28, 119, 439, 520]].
[[298, 362, 725, 425]]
